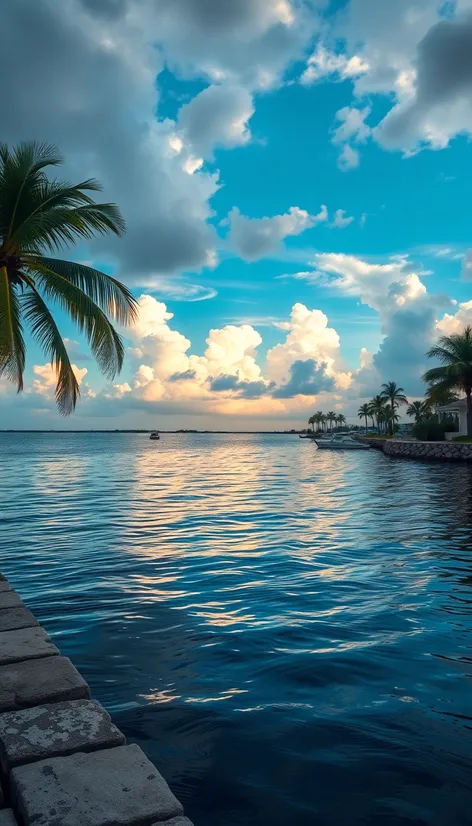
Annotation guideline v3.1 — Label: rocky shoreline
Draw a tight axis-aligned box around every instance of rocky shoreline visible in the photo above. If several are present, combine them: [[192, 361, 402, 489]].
[[357, 437, 472, 461]]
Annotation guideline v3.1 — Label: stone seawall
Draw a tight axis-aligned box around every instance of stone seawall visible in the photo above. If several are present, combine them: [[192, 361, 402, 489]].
[[357, 437, 472, 461], [0, 575, 193, 826]]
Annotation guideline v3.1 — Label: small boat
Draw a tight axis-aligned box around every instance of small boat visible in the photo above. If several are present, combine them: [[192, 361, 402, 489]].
[[149, 431, 160, 441], [315, 434, 369, 450]]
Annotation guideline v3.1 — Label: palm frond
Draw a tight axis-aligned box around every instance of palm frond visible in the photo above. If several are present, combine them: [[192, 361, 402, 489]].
[[28, 262, 125, 378], [11, 188, 125, 252], [0, 266, 25, 390], [26, 257, 137, 325], [21, 284, 80, 415], [0, 142, 63, 244]]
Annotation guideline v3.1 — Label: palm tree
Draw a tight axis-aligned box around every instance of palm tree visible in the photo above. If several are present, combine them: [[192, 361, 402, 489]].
[[337, 413, 346, 430], [326, 411, 336, 432], [424, 326, 472, 436], [369, 395, 386, 434], [308, 414, 316, 433], [407, 400, 429, 423], [383, 403, 400, 433], [358, 403, 370, 434], [0, 142, 137, 414], [424, 381, 459, 408], [380, 381, 408, 435], [315, 411, 324, 432], [320, 413, 327, 432]]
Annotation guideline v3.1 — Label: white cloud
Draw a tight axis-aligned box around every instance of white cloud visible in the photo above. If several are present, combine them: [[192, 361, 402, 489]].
[[337, 143, 360, 170], [332, 105, 371, 168], [299, 251, 453, 394], [436, 300, 472, 335], [330, 209, 355, 229], [300, 44, 369, 85], [266, 302, 351, 390], [177, 84, 255, 158], [32, 363, 89, 400], [227, 205, 328, 261]]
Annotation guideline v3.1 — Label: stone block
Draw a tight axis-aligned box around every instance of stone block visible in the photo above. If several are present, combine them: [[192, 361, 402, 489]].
[[155, 819, 194, 826], [0, 656, 90, 712], [0, 608, 38, 633], [0, 699, 125, 772], [0, 583, 11, 593], [12, 743, 183, 826], [0, 593, 22, 611], [0, 627, 59, 665], [0, 810, 18, 826]]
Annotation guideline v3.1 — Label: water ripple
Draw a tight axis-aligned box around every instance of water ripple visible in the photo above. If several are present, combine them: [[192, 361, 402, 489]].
[[0, 432, 471, 825]]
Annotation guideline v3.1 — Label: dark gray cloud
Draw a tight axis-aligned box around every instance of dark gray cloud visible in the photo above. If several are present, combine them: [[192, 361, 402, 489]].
[[377, 13, 472, 148], [168, 369, 197, 382], [372, 284, 452, 394], [273, 359, 334, 398], [209, 375, 274, 398], [0, 0, 218, 282]]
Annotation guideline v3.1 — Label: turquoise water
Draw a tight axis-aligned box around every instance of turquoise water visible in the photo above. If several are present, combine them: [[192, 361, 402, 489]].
[[1, 432, 471, 825]]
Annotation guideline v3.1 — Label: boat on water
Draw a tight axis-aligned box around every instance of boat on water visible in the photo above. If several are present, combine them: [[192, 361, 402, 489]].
[[315, 434, 369, 450], [149, 431, 160, 440]]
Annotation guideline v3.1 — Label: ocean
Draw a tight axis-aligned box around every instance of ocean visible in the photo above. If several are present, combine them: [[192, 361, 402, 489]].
[[1, 432, 471, 825]]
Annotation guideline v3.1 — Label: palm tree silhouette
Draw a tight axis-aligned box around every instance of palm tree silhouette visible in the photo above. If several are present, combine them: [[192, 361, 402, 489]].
[[0, 142, 137, 414]]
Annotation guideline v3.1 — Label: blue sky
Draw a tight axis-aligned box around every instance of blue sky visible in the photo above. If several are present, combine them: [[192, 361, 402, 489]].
[[1, 0, 472, 429]]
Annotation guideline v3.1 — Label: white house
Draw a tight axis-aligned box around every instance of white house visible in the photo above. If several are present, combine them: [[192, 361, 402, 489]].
[[436, 398, 468, 439]]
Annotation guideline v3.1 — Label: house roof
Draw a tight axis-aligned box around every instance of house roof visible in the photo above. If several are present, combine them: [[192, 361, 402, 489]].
[[436, 398, 466, 411]]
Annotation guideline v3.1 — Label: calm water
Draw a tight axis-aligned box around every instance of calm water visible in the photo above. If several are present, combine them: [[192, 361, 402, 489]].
[[0, 433, 471, 825]]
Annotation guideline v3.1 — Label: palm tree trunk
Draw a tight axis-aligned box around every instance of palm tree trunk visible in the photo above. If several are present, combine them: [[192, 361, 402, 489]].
[[467, 388, 472, 437], [364, 415, 368, 434]]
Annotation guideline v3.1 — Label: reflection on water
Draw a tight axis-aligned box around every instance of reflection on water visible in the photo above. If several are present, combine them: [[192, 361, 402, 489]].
[[0, 432, 471, 825]]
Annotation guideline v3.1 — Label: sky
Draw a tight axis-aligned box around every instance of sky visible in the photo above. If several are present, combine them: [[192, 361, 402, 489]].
[[1, 0, 472, 430]]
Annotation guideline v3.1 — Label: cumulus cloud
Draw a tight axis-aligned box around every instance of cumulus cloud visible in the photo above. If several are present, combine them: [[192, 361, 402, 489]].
[[300, 44, 369, 85], [302, 252, 453, 394], [32, 363, 92, 400], [331, 209, 355, 229], [436, 300, 472, 335], [177, 84, 255, 158], [337, 143, 360, 170], [0, 0, 321, 288], [266, 302, 351, 390], [227, 205, 328, 261], [332, 105, 371, 168], [376, 14, 472, 151]]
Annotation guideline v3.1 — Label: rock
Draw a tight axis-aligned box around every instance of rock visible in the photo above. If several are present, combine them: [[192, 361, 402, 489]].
[[0, 699, 125, 772], [0, 582, 11, 593], [0, 810, 18, 825], [0, 593, 23, 611], [0, 627, 59, 665], [0, 656, 90, 712], [0, 608, 38, 633], [12, 743, 183, 826]]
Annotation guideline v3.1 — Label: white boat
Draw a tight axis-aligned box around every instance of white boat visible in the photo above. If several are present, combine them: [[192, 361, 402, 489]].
[[315, 434, 369, 450], [149, 431, 160, 440]]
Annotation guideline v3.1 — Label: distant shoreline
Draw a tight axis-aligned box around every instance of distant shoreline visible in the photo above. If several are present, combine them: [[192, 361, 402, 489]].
[[0, 429, 305, 434]]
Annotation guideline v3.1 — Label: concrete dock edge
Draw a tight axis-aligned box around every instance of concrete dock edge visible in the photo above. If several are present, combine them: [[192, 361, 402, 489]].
[[0, 575, 195, 826]]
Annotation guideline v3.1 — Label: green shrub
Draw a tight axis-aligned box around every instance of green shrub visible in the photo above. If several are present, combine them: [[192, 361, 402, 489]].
[[412, 418, 449, 442]]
